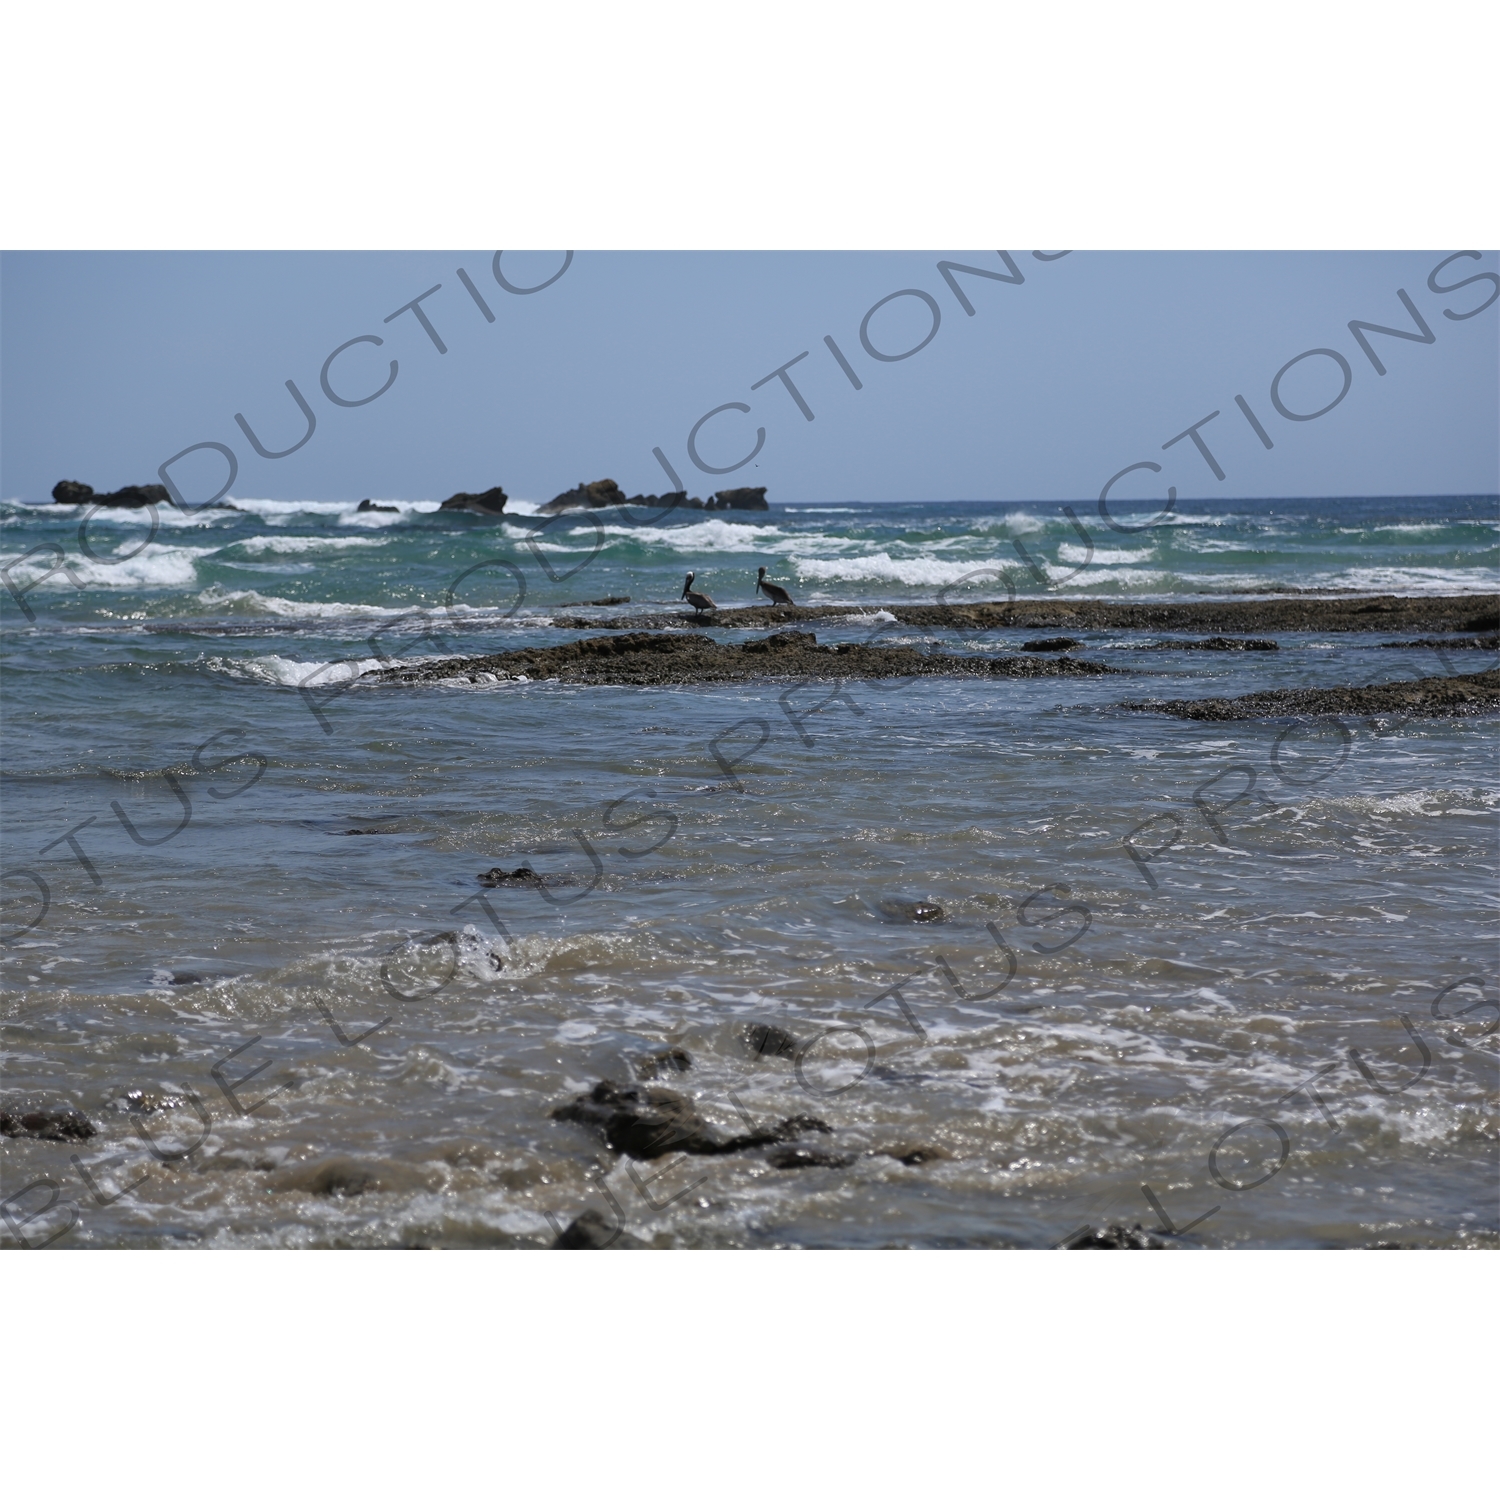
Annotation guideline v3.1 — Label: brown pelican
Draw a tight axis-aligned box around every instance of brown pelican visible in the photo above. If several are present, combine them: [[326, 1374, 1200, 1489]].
[[755, 566, 795, 607], [681, 572, 717, 617]]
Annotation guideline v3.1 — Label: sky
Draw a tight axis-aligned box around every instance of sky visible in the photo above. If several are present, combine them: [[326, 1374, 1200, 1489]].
[[2, 250, 1496, 510]]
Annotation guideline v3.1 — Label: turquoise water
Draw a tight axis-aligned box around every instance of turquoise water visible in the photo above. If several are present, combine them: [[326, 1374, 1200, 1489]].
[[2, 492, 1497, 1247]]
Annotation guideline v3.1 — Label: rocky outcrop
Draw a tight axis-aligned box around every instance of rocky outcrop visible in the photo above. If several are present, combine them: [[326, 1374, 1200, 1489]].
[[706, 487, 768, 511], [357, 498, 399, 513], [538, 480, 706, 515], [1125, 666, 1500, 721], [371, 628, 1123, 689], [51, 480, 169, 508], [1022, 637, 1079, 652], [551, 1079, 829, 1160], [438, 486, 508, 515]]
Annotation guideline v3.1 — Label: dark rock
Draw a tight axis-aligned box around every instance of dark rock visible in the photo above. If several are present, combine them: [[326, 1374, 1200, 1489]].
[[438, 486, 508, 516], [765, 1146, 855, 1169], [370, 628, 1122, 689], [1124, 667, 1500, 721], [558, 596, 631, 607], [357, 498, 399, 513], [1060, 1223, 1174, 1249], [551, 1209, 646, 1249], [539, 478, 625, 514], [168, 971, 204, 986], [52, 479, 169, 508], [706, 487, 769, 511], [308, 1162, 381, 1197], [1, 1106, 97, 1142], [877, 898, 945, 924], [551, 1079, 829, 1160], [1380, 635, 1499, 649], [634, 1047, 692, 1080], [1461, 609, 1500, 633], [742, 629, 816, 653], [883, 1145, 951, 1165], [1022, 637, 1079, 652], [480, 864, 558, 882], [742, 1023, 799, 1059], [1182, 636, 1278, 651]]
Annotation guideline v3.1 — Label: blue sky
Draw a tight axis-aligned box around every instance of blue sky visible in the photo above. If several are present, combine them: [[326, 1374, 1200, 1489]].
[[2, 250, 1495, 509]]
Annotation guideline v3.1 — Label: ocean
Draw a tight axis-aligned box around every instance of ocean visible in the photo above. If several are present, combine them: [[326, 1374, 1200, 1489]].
[[2, 490, 1497, 1248]]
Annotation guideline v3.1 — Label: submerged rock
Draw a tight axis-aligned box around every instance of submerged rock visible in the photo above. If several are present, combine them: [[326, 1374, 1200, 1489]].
[[551, 1079, 829, 1160], [1, 1106, 97, 1141], [477, 865, 574, 888], [1021, 637, 1079, 652], [1380, 635, 1499, 650], [882, 1145, 951, 1165], [876, 898, 945, 924], [766, 1145, 855, 1170], [551, 1210, 647, 1249], [1124, 666, 1500, 721], [741, 1023, 800, 1059], [1059, 1223, 1176, 1249], [438, 485, 508, 515], [633, 1047, 692, 1080], [51, 479, 169, 508]]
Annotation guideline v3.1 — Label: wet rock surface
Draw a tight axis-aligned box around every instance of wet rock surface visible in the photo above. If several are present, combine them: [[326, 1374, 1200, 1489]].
[[740, 1024, 800, 1059], [477, 865, 574, 888], [356, 498, 399, 513], [51, 479, 169, 508], [551, 1080, 830, 1160], [372, 629, 1122, 688], [1168, 636, 1279, 650], [1060, 1223, 1177, 1249], [876, 898, 945, 924], [1380, 635, 1500, 649], [1, 1105, 97, 1141], [766, 1145, 856, 1170], [563, 593, 1497, 637], [633, 1047, 692, 1080], [551, 1209, 647, 1249], [1021, 637, 1079, 652], [1124, 666, 1500, 721]]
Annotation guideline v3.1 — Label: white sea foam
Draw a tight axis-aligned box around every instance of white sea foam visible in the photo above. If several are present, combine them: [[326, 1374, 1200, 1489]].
[[194, 586, 408, 618], [1, 543, 218, 590], [793, 552, 1017, 586], [1306, 566, 1499, 593], [1057, 543, 1153, 566], [201, 652, 450, 687], [226, 536, 389, 555], [598, 519, 790, 552]]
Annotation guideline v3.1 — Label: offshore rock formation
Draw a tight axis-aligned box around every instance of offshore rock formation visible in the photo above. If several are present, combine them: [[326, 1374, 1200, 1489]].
[[705, 487, 768, 511], [52, 480, 169, 508], [538, 478, 707, 515], [438, 485, 508, 515]]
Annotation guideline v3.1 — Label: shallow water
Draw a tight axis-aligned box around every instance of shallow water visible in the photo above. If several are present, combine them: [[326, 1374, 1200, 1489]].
[[2, 493, 1497, 1248]]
